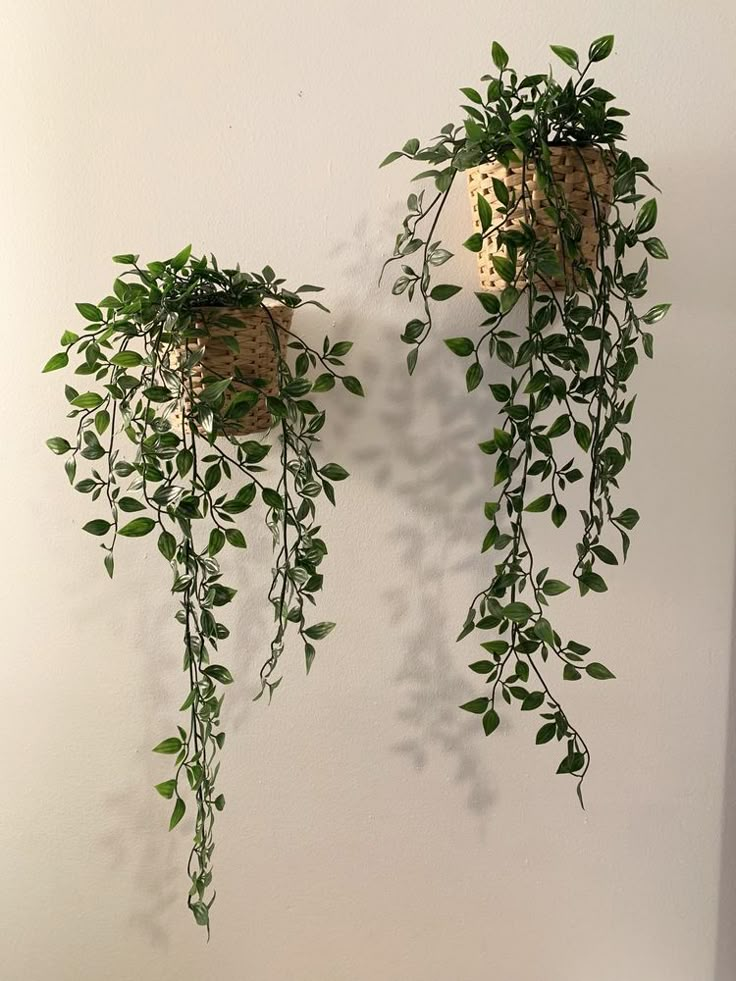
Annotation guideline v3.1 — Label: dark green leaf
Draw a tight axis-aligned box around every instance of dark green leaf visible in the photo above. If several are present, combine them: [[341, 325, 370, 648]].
[[83, 519, 111, 536], [460, 697, 489, 715], [430, 284, 462, 301]]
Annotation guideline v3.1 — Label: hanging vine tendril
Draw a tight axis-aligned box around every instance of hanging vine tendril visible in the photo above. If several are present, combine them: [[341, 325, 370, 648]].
[[382, 36, 669, 804], [44, 248, 363, 931]]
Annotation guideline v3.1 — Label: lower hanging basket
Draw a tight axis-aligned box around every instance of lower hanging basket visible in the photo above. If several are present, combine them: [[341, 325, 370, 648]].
[[174, 302, 294, 436], [466, 145, 612, 293]]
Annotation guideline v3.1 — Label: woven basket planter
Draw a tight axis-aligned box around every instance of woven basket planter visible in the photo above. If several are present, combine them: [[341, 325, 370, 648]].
[[467, 146, 612, 292], [173, 302, 293, 436]]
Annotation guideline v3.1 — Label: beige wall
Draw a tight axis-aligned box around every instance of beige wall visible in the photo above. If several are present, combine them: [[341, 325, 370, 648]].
[[1, 1, 735, 978]]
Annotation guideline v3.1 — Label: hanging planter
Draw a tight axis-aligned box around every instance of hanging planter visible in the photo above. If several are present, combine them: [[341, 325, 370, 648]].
[[172, 302, 294, 435], [467, 145, 612, 291], [382, 36, 669, 803], [43, 248, 364, 932]]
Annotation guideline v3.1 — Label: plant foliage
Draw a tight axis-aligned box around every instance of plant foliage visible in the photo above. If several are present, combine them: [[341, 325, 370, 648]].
[[45, 248, 363, 930], [382, 37, 669, 803]]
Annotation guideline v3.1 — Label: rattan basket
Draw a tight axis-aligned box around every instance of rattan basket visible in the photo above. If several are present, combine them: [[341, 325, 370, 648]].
[[173, 302, 294, 436], [467, 146, 612, 292]]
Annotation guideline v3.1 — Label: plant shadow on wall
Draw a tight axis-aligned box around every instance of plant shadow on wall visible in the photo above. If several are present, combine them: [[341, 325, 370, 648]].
[[380, 35, 669, 807], [44, 251, 364, 934], [333, 327, 497, 818]]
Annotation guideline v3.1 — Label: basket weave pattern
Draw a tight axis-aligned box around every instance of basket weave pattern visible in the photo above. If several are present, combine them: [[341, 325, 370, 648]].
[[467, 146, 612, 292], [175, 303, 293, 436]]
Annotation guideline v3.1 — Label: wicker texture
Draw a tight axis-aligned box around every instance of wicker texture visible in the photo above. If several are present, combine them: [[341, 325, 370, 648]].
[[467, 146, 612, 292], [175, 303, 293, 436]]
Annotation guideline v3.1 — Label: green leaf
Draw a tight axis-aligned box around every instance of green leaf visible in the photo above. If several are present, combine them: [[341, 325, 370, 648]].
[[170, 244, 192, 270], [460, 697, 489, 715], [214, 794, 226, 811], [547, 414, 571, 438], [466, 362, 483, 391], [60, 330, 79, 346], [95, 410, 110, 435], [201, 377, 232, 403], [158, 531, 177, 560], [208, 528, 226, 556], [112, 253, 137, 264], [521, 691, 544, 711], [536, 722, 556, 744], [321, 463, 349, 481], [169, 797, 186, 831], [444, 337, 474, 357], [503, 602, 533, 623], [534, 618, 555, 646], [491, 255, 515, 283], [481, 640, 509, 655], [463, 232, 484, 253], [642, 303, 671, 325], [574, 421, 591, 451], [118, 496, 145, 512], [592, 544, 618, 565], [46, 436, 71, 455], [83, 519, 111, 536], [525, 495, 551, 513], [643, 237, 668, 259], [342, 376, 364, 397], [110, 351, 143, 368], [589, 35, 614, 61], [477, 193, 493, 232], [615, 508, 640, 530], [379, 150, 404, 168], [203, 664, 234, 684], [551, 503, 567, 527], [118, 517, 155, 537], [460, 86, 483, 104], [225, 528, 247, 548], [261, 488, 284, 509], [635, 199, 657, 234], [76, 302, 102, 322], [312, 373, 336, 393], [43, 352, 69, 373], [580, 570, 608, 593], [155, 779, 177, 799], [153, 737, 182, 754], [430, 284, 462, 301], [477, 292, 500, 316], [469, 660, 494, 674], [71, 391, 104, 409], [586, 662, 616, 680], [483, 708, 501, 735], [305, 621, 336, 640], [557, 752, 585, 774], [305, 643, 317, 674], [550, 44, 579, 69], [491, 40, 509, 70], [543, 579, 570, 596]]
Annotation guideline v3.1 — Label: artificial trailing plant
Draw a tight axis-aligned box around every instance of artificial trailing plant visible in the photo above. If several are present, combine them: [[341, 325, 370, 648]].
[[44, 247, 363, 931], [382, 36, 669, 803]]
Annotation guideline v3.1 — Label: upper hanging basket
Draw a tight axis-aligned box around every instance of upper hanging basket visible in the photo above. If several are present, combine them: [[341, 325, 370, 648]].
[[467, 145, 612, 293], [174, 302, 294, 436]]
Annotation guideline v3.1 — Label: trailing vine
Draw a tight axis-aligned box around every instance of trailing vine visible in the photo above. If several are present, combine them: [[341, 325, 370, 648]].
[[382, 36, 669, 804], [44, 248, 363, 931]]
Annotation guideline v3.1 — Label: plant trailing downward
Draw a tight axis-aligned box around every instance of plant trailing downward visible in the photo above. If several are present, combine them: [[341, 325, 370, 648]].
[[382, 36, 669, 803], [44, 247, 363, 931]]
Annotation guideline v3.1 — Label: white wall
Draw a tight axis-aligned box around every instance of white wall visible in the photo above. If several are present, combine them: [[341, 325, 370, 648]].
[[1, 1, 735, 978]]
